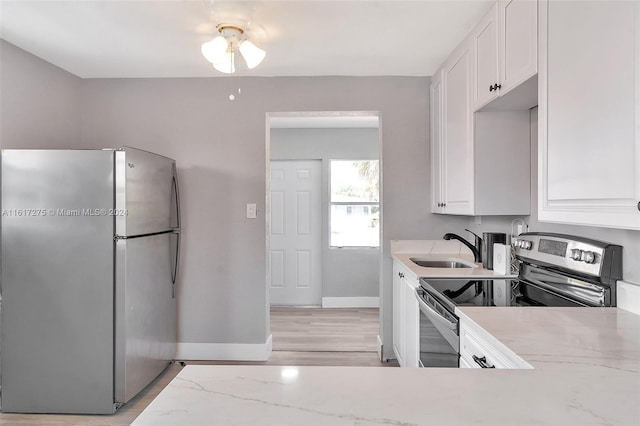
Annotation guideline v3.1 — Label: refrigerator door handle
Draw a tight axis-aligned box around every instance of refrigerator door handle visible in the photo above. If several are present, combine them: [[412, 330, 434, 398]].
[[171, 231, 180, 298], [172, 163, 181, 230]]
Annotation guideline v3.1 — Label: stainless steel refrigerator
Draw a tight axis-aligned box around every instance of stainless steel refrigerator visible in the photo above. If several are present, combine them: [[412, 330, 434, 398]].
[[0, 147, 180, 414]]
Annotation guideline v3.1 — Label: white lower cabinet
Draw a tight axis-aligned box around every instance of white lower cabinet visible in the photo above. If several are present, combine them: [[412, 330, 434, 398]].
[[459, 316, 531, 369], [403, 276, 419, 368], [459, 356, 473, 369], [392, 260, 419, 368], [392, 263, 405, 367]]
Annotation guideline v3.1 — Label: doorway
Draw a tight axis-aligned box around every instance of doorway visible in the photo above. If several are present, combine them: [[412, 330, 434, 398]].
[[266, 112, 384, 365]]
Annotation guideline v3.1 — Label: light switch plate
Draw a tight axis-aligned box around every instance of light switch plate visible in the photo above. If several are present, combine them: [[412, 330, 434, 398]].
[[246, 203, 257, 219]]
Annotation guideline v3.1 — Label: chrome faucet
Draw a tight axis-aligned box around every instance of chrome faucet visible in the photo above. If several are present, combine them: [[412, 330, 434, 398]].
[[443, 229, 483, 263]]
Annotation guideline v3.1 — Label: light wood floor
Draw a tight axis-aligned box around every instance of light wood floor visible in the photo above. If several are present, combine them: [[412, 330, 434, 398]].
[[0, 307, 395, 425]]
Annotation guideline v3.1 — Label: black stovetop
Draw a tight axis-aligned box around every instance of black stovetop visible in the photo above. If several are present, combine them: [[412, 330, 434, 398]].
[[418, 278, 514, 314]]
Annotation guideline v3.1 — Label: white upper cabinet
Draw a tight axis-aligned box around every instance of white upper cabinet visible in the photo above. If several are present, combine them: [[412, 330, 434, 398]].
[[430, 70, 445, 213], [538, 0, 640, 230], [498, 0, 538, 95], [442, 42, 475, 215], [430, 30, 531, 217], [472, 3, 499, 110], [473, 0, 538, 111]]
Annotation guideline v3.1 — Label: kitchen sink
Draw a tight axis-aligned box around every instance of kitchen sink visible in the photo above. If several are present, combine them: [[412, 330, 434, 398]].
[[409, 258, 473, 269]]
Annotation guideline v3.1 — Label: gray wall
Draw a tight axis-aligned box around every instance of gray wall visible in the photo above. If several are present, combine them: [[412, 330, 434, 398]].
[[465, 108, 640, 285], [78, 76, 467, 356], [271, 127, 380, 298], [0, 40, 81, 149]]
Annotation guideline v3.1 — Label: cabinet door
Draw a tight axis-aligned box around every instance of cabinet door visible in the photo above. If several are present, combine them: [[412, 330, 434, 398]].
[[459, 356, 474, 369], [430, 69, 444, 213], [498, 0, 537, 95], [459, 318, 531, 369], [539, 0, 640, 230], [443, 43, 475, 215], [472, 3, 499, 110], [403, 277, 419, 368], [392, 263, 405, 366]]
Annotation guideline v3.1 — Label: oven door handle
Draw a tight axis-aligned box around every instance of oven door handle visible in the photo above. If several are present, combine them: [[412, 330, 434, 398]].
[[415, 289, 457, 331]]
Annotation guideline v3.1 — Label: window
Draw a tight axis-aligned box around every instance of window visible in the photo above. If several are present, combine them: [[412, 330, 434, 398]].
[[330, 160, 379, 247]]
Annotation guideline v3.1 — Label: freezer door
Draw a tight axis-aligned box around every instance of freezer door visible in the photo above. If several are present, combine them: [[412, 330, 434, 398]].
[[114, 232, 178, 403], [115, 147, 179, 237], [1, 149, 116, 414]]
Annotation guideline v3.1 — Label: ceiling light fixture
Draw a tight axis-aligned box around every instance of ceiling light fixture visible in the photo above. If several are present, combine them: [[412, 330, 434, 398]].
[[201, 24, 265, 74]]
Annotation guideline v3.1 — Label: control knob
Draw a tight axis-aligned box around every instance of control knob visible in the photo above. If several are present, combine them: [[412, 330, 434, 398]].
[[521, 240, 533, 250], [582, 251, 596, 264], [570, 249, 583, 261]]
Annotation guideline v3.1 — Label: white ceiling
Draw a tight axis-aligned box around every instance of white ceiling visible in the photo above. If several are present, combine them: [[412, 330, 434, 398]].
[[0, 0, 493, 79]]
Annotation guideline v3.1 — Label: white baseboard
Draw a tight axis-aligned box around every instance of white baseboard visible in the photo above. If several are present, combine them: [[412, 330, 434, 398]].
[[321, 297, 380, 308], [176, 335, 272, 361], [376, 335, 383, 361], [617, 281, 640, 316]]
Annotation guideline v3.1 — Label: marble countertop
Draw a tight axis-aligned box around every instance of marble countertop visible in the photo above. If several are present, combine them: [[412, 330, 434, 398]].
[[391, 239, 518, 279], [132, 308, 640, 426]]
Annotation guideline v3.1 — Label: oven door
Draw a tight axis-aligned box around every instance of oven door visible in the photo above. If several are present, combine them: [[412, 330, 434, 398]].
[[415, 287, 459, 367]]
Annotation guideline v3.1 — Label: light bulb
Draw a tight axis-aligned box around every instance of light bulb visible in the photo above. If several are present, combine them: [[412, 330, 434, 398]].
[[213, 51, 235, 74], [201, 36, 228, 64], [238, 40, 265, 69]]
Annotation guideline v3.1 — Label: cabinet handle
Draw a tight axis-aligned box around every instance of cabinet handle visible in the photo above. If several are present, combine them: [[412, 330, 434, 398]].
[[637, 201, 640, 211], [489, 84, 495, 92], [495, 84, 502, 90], [472, 355, 495, 368]]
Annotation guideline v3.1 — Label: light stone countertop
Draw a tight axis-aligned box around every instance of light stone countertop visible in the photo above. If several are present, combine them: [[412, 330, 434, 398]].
[[391, 239, 518, 279], [132, 308, 640, 426]]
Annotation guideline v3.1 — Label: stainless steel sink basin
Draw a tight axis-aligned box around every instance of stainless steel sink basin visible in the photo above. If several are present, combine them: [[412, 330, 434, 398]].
[[409, 258, 473, 269]]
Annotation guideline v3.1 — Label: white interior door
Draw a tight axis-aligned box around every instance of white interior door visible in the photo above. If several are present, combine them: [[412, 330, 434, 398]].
[[269, 160, 322, 306]]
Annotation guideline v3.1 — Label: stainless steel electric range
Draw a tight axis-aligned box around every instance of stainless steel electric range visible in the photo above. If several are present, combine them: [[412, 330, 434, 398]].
[[415, 232, 623, 367]]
